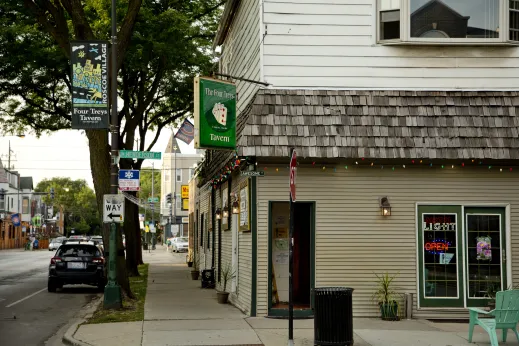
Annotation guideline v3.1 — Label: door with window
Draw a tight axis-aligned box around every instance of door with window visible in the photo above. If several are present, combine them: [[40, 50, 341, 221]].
[[465, 208, 506, 307], [418, 205, 507, 308]]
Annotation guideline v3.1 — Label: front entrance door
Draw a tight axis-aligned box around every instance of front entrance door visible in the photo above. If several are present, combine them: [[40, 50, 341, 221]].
[[465, 208, 506, 307], [418, 205, 507, 308], [268, 201, 315, 317]]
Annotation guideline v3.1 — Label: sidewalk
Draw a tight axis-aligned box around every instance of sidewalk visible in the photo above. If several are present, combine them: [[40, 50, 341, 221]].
[[70, 246, 516, 346]]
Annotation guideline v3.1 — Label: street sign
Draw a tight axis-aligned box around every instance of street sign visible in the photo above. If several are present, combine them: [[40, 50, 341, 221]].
[[119, 169, 140, 191], [181, 185, 189, 198], [119, 150, 162, 160], [290, 150, 297, 202], [103, 194, 125, 223], [240, 171, 265, 177], [148, 197, 159, 203]]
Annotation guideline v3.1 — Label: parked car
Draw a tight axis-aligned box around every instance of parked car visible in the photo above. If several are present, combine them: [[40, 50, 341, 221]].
[[49, 237, 66, 251], [48, 241, 107, 292], [89, 236, 104, 251], [172, 237, 188, 253]]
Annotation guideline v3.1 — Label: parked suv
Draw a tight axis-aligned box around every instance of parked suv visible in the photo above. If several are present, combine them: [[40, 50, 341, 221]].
[[48, 241, 107, 292]]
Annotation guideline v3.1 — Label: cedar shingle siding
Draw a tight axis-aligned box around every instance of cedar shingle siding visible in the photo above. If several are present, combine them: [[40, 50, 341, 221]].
[[236, 89, 519, 160]]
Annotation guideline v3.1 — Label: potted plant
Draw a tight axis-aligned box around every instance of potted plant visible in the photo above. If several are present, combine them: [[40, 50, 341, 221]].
[[486, 282, 500, 310], [187, 252, 193, 268], [371, 272, 400, 321], [217, 262, 235, 304], [190, 252, 200, 280]]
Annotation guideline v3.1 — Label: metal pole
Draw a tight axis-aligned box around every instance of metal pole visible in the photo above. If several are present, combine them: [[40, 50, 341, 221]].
[[173, 144, 177, 238], [104, 0, 122, 309], [8, 140, 11, 169], [288, 150, 295, 346], [151, 162, 156, 250]]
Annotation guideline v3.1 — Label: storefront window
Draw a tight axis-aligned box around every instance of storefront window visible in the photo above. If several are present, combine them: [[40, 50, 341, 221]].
[[422, 213, 458, 298]]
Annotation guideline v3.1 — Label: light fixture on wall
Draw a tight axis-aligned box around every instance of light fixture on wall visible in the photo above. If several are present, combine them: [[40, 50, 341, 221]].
[[380, 196, 391, 216], [223, 206, 229, 218], [215, 208, 222, 220], [232, 201, 239, 214]]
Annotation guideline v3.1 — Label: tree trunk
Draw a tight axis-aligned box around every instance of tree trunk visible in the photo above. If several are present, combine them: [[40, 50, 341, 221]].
[[85, 129, 132, 297], [124, 197, 140, 276]]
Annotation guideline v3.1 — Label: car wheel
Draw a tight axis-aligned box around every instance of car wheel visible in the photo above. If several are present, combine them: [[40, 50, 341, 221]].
[[48, 279, 57, 293]]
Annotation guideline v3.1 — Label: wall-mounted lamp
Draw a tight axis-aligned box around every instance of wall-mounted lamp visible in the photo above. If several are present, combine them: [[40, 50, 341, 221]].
[[223, 206, 229, 218], [232, 201, 240, 214], [380, 196, 391, 216], [215, 208, 222, 220]]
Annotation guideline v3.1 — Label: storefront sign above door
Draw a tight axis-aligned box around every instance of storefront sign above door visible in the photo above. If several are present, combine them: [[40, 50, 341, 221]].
[[194, 77, 236, 150], [240, 171, 265, 177]]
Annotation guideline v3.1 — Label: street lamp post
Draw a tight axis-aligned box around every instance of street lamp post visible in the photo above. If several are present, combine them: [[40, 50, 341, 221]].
[[104, 0, 122, 309]]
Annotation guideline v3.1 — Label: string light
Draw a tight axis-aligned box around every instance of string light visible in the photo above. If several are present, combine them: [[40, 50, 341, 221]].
[[403, 165, 406, 168], [322, 166, 326, 170], [500, 168, 503, 172], [430, 163, 433, 167], [420, 160, 423, 163], [488, 165, 492, 169], [345, 165, 348, 169], [451, 165, 454, 168], [392, 166, 395, 171], [412, 160, 415, 164], [276, 168, 279, 172], [462, 163, 465, 167], [355, 161, 358, 165], [441, 165, 444, 169], [371, 162, 374, 166]]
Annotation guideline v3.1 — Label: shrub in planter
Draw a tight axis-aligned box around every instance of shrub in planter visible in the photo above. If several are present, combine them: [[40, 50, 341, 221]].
[[191, 252, 200, 280], [217, 262, 235, 304], [371, 272, 401, 321]]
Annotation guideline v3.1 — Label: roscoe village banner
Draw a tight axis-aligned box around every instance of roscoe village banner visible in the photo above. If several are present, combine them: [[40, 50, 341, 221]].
[[194, 77, 236, 150], [70, 41, 109, 129]]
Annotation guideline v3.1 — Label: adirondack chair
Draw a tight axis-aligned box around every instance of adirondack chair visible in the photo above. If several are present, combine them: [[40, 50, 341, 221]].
[[468, 290, 519, 346]]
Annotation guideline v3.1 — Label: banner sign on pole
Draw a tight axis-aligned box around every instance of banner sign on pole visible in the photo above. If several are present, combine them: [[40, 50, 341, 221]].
[[194, 77, 236, 150], [174, 119, 195, 145], [11, 213, 21, 227], [181, 185, 189, 199], [70, 41, 110, 129]]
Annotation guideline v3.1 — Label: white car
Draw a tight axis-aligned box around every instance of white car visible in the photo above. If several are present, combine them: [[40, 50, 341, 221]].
[[172, 237, 188, 253], [49, 237, 66, 251]]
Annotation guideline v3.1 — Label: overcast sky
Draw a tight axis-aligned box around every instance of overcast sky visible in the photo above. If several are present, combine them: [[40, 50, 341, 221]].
[[0, 126, 195, 189]]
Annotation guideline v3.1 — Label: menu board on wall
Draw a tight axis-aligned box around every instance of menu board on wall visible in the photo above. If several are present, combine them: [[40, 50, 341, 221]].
[[239, 179, 250, 232]]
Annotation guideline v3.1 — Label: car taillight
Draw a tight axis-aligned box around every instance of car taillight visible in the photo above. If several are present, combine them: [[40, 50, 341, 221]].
[[92, 258, 105, 264], [51, 257, 62, 264]]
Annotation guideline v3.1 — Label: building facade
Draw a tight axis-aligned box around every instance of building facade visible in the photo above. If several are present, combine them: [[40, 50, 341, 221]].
[[161, 136, 203, 237], [195, 0, 519, 319]]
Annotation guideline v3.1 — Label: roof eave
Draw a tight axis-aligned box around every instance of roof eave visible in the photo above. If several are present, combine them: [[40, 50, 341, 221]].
[[212, 0, 240, 50]]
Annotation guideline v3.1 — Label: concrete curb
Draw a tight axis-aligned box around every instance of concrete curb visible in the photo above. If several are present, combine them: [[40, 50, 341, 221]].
[[62, 295, 103, 346]]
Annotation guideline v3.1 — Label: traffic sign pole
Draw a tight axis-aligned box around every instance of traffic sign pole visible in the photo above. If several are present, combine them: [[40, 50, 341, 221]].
[[288, 148, 296, 346], [104, 0, 122, 309]]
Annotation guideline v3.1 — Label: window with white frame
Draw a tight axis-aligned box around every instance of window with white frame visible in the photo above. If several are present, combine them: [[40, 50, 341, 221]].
[[164, 170, 170, 182], [176, 168, 182, 182], [378, 0, 519, 43], [189, 168, 195, 180]]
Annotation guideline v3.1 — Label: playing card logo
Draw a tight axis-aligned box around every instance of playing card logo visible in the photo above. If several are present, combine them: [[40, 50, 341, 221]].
[[212, 103, 227, 126]]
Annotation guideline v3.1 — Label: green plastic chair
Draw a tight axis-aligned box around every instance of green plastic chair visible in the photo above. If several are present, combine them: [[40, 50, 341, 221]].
[[468, 290, 519, 346]]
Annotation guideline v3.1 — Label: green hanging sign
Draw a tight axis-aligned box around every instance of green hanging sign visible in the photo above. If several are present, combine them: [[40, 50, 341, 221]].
[[194, 77, 236, 150]]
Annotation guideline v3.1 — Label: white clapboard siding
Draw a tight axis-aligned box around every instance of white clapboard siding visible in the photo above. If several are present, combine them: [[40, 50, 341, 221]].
[[262, 0, 519, 90], [221, 0, 262, 115], [256, 166, 519, 318]]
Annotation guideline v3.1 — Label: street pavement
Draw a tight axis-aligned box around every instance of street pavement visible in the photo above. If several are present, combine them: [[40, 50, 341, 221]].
[[71, 246, 516, 346], [0, 248, 98, 346]]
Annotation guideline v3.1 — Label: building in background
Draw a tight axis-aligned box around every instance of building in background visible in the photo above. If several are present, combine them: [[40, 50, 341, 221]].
[[160, 136, 203, 237], [0, 159, 37, 249]]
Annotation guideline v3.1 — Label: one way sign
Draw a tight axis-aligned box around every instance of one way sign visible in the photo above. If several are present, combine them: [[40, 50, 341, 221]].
[[103, 194, 125, 223]]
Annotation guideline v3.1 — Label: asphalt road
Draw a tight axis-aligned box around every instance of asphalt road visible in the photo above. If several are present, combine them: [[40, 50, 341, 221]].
[[0, 249, 98, 346]]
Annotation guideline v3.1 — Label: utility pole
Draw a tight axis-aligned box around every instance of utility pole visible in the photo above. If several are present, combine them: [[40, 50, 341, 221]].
[[173, 143, 178, 238], [151, 162, 156, 250], [104, 0, 122, 309]]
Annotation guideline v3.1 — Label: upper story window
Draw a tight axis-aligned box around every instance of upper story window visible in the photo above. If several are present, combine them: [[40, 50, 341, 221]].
[[378, 0, 519, 43], [176, 169, 182, 182]]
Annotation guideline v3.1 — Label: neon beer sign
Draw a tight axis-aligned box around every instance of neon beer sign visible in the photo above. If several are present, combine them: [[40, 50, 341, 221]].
[[425, 242, 449, 252]]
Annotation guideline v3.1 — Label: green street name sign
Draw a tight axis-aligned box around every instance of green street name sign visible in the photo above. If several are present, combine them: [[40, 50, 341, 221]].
[[194, 77, 236, 150], [119, 150, 162, 160], [240, 171, 265, 177], [148, 197, 159, 203]]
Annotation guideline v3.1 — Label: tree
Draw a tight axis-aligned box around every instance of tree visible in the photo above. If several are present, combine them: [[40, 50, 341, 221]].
[[0, 1, 222, 295], [35, 177, 99, 235]]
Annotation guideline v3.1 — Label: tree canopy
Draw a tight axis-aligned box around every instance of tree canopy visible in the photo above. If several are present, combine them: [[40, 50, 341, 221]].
[[35, 177, 99, 234]]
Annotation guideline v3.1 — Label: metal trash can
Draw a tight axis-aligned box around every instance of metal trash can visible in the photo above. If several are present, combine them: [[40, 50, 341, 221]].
[[201, 269, 215, 289], [313, 287, 354, 346]]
